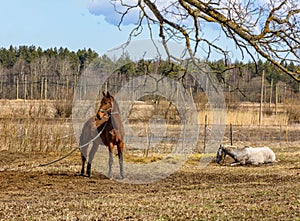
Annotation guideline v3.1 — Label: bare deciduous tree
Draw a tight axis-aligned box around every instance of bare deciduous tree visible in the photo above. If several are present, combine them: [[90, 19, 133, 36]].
[[113, 0, 300, 82]]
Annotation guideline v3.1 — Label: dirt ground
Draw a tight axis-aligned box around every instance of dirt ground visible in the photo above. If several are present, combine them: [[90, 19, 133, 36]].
[[0, 144, 300, 221]]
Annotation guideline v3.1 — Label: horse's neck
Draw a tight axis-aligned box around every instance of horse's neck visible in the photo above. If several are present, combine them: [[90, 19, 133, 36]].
[[224, 148, 238, 161], [111, 101, 121, 124], [112, 100, 120, 114], [111, 114, 123, 127]]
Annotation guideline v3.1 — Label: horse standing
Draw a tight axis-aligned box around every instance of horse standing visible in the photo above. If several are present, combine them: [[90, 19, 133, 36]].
[[216, 144, 276, 166], [79, 91, 125, 179]]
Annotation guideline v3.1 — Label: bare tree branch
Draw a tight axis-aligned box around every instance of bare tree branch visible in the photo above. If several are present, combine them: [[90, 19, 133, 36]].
[[115, 0, 300, 82]]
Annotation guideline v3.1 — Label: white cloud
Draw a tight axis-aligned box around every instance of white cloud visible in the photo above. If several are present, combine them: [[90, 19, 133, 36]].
[[87, 0, 141, 25], [86, 0, 184, 26], [87, 0, 299, 34]]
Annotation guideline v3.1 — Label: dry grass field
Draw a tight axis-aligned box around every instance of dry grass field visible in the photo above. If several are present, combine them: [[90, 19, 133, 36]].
[[0, 100, 299, 220], [0, 144, 299, 220]]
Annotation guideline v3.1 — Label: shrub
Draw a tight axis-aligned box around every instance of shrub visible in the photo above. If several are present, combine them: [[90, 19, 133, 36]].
[[53, 99, 73, 118], [285, 98, 300, 124]]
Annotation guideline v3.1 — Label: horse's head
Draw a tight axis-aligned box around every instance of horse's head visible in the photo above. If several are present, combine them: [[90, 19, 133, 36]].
[[96, 91, 114, 120], [216, 145, 226, 164]]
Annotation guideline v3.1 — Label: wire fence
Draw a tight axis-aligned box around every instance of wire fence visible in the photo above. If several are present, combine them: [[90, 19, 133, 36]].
[[0, 114, 299, 155], [0, 73, 298, 103], [0, 72, 299, 154]]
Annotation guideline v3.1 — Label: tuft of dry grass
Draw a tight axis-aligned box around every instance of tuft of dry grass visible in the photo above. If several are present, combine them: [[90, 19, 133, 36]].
[[285, 98, 300, 124], [198, 105, 289, 126], [0, 118, 75, 152]]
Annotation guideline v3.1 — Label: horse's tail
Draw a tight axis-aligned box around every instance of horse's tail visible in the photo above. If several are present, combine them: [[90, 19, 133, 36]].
[[79, 117, 95, 151], [79, 121, 88, 147]]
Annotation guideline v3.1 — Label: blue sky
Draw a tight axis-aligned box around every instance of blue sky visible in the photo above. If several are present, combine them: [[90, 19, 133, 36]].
[[0, 0, 252, 61], [0, 0, 148, 55]]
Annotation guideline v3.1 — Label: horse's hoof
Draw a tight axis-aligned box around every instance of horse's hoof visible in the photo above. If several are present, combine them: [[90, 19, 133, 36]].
[[108, 175, 113, 180]]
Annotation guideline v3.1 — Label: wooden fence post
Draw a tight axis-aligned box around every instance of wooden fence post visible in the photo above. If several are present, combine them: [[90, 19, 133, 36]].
[[16, 77, 19, 99], [275, 83, 279, 114], [24, 75, 27, 100], [269, 78, 273, 108], [204, 115, 207, 152], [230, 123, 233, 146], [66, 76, 69, 98], [40, 77, 44, 100], [259, 70, 265, 126], [44, 78, 47, 100], [30, 76, 34, 99]]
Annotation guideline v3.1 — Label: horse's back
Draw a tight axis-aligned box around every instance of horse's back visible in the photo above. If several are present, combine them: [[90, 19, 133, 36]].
[[80, 116, 107, 145], [245, 146, 276, 164], [80, 117, 96, 142], [263, 146, 276, 162], [256, 146, 276, 162]]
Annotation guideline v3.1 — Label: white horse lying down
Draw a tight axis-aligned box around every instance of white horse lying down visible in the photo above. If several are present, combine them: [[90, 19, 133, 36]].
[[216, 144, 276, 165]]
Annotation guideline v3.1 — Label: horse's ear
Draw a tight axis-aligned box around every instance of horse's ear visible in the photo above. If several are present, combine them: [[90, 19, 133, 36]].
[[107, 91, 114, 100], [102, 91, 106, 97], [107, 91, 111, 98]]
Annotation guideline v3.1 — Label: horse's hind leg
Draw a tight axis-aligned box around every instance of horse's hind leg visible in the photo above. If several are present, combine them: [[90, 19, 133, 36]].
[[80, 145, 88, 176], [87, 142, 99, 177], [117, 142, 125, 179], [108, 143, 114, 179]]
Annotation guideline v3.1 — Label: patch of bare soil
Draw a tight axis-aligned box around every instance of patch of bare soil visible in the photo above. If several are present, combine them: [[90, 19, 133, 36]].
[[0, 146, 299, 220]]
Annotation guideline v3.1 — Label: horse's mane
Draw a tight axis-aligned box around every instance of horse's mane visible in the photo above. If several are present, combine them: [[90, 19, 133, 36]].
[[110, 96, 124, 139], [112, 98, 121, 114], [221, 144, 249, 162], [221, 144, 238, 151], [222, 144, 250, 152]]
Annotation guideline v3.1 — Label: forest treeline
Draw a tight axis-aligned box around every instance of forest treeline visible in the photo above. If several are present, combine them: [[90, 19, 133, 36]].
[[0, 45, 299, 102]]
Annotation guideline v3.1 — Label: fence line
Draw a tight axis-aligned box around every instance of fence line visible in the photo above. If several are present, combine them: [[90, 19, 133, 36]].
[[0, 74, 298, 103]]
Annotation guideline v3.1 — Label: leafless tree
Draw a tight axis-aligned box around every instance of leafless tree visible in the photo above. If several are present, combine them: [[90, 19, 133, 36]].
[[113, 0, 300, 82]]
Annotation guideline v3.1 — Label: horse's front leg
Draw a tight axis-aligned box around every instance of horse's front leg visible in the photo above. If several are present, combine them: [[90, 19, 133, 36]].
[[108, 143, 114, 179], [221, 153, 227, 165], [230, 158, 244, 166], [230, 162, 240, 166], [117, 141, 125, 179]]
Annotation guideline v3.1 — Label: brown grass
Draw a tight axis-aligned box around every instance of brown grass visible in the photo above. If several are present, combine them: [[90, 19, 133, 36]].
[[197, 105, 289, 126], [0, 118, 75, 152], [0, 142, 299, 220], [0, 99, 299, 220]]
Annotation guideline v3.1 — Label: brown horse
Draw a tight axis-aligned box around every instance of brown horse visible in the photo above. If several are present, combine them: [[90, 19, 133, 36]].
[[80, 91, 125, 179]]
